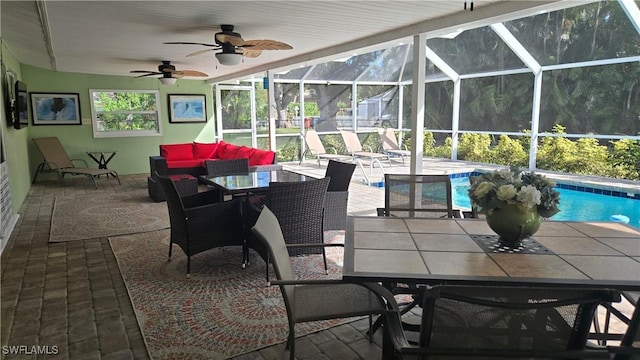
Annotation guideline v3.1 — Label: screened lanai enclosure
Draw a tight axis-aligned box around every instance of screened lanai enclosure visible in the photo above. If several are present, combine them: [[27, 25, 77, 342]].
[[213, 0, 640, 180]]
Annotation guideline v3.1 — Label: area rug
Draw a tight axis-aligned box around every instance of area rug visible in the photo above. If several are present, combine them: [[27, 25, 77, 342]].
[[109, 229, 351, 360], [50, 190, 169, 242]]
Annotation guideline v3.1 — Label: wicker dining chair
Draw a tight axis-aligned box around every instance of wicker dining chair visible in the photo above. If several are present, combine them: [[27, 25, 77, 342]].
[[607, 299, 640, 359], [245, 177, 331, 285], [155, 173, 245, 277], [204, 158, 249, 176], [323, 160, 356, 230], [251, 206, 399, 360], [385, 285, 620, 359]]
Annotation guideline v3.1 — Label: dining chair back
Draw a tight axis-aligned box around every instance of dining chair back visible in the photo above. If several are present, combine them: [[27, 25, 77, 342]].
[[377, 173, 459, 218], [385, 285, 621, 359], [251, 206, 399, 360], [245, 177, 331, 284], [205, 158, 249, 176], [155, 173, 245, 276], [323, 160, 357, 230]]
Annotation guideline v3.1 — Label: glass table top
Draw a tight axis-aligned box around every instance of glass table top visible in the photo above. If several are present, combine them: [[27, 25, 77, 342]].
[[201, 170, 310, 192]]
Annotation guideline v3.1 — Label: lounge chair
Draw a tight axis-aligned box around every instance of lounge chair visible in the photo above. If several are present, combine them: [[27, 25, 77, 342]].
[[339, 129, 390, 165], [32, 137, 121, 189], [378, 127, 411, 164], [300, 129, 351, 167]]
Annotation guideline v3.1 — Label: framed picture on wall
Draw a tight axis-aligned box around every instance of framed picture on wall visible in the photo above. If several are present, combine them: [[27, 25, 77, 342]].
[[168, 94, 207, 123], [30, 93, 81, 125]]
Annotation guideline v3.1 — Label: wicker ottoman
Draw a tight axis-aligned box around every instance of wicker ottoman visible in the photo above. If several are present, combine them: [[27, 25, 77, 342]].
[[148, 174, 198, 202]]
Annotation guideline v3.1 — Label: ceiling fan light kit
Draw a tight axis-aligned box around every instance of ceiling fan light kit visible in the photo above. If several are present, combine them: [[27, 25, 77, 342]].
[[159, 77, 178, 85], [215, 52, 243, 66]]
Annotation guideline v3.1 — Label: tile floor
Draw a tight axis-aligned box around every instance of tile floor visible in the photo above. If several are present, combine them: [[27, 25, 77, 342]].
[[1, 158, 636, 359]]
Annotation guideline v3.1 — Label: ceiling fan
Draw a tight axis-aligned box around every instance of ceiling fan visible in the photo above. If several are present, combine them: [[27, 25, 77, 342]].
[[130, 60, 208, 84], [164, 25, 293, 66]]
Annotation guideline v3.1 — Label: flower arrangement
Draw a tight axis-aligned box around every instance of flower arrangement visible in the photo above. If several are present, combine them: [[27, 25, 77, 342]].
[[468, 167, 561, 218]]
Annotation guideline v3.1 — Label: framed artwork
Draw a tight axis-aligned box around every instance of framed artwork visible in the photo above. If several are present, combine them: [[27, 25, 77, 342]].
[[168, 94, 207, 123], [30, 93, 81, 125]]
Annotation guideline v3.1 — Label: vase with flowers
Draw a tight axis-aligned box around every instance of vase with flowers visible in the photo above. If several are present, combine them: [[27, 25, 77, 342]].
[[468, 167, 561, 247]]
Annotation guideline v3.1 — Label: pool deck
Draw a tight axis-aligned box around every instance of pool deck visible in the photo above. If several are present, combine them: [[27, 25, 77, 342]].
[[283, 157, 640, 218]]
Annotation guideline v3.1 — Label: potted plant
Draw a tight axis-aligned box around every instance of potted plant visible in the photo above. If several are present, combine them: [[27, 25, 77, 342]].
[[468, 167, 561, 247]]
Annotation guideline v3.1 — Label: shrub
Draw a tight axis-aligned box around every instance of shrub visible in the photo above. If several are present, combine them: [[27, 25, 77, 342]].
[[458, 133, 492, 162]]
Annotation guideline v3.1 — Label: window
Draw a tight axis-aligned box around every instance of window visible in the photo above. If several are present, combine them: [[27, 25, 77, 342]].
[[90, 90, 161, 138]]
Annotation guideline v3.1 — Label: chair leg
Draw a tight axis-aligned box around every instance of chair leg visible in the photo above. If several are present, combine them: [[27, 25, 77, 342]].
[[322, 248, 328, 275], [265, 253, 270, 287], [186, 255, 191, 278], [288, 330, 295, 360], [168, 242, 173, 261]]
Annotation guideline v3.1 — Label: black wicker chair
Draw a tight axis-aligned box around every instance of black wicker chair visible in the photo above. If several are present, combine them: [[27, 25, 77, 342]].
[[251, 206, 399, 360], [245, 177, 331, 285], [324, 160, 356, 230], [155, 173, 245, 277], [385, 285, 620, 359], [204, 158, 249, 176]]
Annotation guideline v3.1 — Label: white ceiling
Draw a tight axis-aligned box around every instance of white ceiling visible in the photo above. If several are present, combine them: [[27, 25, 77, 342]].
[[1, 1, 570, 84]]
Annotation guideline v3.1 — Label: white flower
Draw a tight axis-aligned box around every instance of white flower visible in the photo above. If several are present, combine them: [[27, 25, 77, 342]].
[[494, 168, 514, 181], [516, 185, 541, 208], [474, 181, 495, 198], [496, 184, 517, 201]]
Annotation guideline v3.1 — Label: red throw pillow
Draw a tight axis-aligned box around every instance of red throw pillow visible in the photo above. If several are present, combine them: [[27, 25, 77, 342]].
[[219, 143, 241, 159], [236, 146, 256, 159], [160, 143, 194, 161], [214, 141, 229, 159], [249, 149, 276, 166], [193, 142, 218, 159]]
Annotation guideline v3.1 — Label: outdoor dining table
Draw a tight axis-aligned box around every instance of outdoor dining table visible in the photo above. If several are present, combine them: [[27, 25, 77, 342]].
[[199, 170, 311, 197], [343, 216, 640, 291]]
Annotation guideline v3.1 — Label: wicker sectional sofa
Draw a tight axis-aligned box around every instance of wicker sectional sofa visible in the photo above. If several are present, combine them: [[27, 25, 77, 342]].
[[149, 141, 281, 178]]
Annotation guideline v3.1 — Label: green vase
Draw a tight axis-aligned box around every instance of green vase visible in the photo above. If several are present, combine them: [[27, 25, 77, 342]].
[[485, 204, 542, 247]]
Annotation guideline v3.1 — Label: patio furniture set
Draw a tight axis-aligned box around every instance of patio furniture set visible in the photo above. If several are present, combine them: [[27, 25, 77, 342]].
[[155, 155, 639, 359]]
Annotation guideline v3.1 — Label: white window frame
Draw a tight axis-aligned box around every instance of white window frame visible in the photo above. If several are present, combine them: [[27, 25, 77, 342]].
[[89, 89, 162, 138]]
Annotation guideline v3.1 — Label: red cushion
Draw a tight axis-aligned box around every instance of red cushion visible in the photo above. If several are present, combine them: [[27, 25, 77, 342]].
[[160, 143, 194, 161], [166, 159, 202, 168], [219, 143, 241, 160], [236, 146, 256, 159], [193, 142, 218, 159], [215, 141, 230, 159], [249, 149, 276, 166]]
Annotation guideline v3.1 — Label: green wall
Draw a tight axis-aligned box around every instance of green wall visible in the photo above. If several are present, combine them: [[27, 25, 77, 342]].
[[22, 65, 216, 179], [1, 53, 217, 215]]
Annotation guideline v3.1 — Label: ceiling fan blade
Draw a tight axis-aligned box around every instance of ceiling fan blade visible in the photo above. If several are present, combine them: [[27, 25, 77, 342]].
[[215, 33, 245, 47], [164, 41, 217, 47], [243, 39, 293, 50], [240, 48, 262, 58], [130, 70, 161, 74], [134, 73, 162, 78], [186, 48, 217, 57], [177, 70, 209, 77]]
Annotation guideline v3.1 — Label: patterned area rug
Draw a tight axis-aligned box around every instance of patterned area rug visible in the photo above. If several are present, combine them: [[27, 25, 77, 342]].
[[49, 190, 169, 242], [109, 229, 350, 360]]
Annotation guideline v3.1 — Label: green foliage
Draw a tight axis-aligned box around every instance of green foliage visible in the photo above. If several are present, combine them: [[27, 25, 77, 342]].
[[92, 91, 158, 131], [458, 133, 492, 162], [276, 138, 301, 162], [489, 135, 528, 167], [610, 137, 640, 179], [322, 134, 347, 154]]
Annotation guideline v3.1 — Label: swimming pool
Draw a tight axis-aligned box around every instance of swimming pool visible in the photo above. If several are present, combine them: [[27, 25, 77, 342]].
[[450, 177, 640, 229]]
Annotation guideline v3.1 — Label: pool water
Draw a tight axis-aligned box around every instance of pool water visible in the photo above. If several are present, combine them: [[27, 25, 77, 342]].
[[451, 178, 640, 229]]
